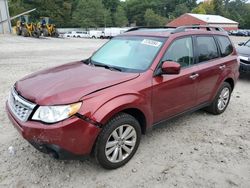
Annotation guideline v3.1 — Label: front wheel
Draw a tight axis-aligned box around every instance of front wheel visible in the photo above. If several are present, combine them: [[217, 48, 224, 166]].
[[95, 113, 141, 169], [205, 82, 232, 115]]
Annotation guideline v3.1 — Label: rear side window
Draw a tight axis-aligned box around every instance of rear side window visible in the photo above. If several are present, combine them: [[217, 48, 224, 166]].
[[163, 37, 194, 68], [196, 36, 219, 63], [216, 36, 233, 57]]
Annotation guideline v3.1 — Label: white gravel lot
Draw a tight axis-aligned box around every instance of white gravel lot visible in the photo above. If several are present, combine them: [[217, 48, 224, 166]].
[[0, 35, 250, 188]]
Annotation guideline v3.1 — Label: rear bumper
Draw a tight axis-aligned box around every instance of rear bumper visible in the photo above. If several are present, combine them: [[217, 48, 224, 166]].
[[6, 102, 101, 159]]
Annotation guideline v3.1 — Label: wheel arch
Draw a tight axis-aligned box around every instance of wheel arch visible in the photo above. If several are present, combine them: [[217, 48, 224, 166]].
[[224, 77, 235, 91]]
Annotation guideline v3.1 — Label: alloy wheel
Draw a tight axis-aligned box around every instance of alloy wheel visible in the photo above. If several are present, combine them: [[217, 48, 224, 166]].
[[217, 87, 230, 111], [105, 124, 137, 163]]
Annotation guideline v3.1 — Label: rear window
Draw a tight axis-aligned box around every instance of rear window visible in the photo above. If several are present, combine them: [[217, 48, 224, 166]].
[[216, 36, 233, 57], [197, 36, 219, 63]]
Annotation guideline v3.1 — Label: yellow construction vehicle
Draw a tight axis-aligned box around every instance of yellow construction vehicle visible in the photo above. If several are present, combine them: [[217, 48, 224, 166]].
[[37, 17, 59, 37], [15, 15, 40, 38]]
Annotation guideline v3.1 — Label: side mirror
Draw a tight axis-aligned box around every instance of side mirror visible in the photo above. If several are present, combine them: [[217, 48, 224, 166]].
[[161, 61, 181, 75], [238, 42, 244, 46]]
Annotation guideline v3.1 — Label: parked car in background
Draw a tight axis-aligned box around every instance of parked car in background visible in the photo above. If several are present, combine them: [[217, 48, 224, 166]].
[[89, 30, 102, 39], [100, 27, 129, 39], [247, 30, 250, 36], [230, 30, 248, 36], [237, 39, 250, 73], [64, 31, 89, 38], [6, 26, 239, 169]]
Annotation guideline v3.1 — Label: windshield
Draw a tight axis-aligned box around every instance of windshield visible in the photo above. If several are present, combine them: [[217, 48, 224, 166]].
[[91, 36, 166, 72]]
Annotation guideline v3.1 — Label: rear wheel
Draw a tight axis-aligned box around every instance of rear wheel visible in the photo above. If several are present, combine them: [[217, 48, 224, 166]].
[[21, 28, 29, 37], [95, 113, 141, 169], [42, 29, 49, 37], [32, 29, 40, 38], [205, 82, 232, 115]]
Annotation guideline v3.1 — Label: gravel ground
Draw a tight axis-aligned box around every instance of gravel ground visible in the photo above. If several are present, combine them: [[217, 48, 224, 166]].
[[0, 35, 250, 188]]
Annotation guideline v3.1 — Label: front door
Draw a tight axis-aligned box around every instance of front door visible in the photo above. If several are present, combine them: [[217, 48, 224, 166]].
[[152, 36, 198, 123]]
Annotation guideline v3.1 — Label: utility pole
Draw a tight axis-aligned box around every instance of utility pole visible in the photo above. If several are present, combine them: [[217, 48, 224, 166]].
[[0, 0, 11, 34]]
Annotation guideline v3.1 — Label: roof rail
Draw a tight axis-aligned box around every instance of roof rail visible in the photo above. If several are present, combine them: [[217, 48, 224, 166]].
[[125, 26, 176, 33], [171, 25, 225, 34]]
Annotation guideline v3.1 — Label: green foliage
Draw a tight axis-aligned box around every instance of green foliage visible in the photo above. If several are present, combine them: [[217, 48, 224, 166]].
[[192, 1, 214, 14], [144, 9, 167, 27], [113, 6, 128, 27], [7, 0, 250, 28], [72, 0, 108, 28], [213, 0, 224, 15], [192, 6, 206, 14]]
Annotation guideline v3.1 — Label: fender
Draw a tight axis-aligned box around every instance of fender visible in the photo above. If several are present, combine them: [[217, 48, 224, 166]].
[[90, 93, 153, 129], [210, 70, 235, 101]]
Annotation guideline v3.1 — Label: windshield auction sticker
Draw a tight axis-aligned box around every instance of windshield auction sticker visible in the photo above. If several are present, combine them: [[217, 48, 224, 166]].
[[141, 39, 162, 47]]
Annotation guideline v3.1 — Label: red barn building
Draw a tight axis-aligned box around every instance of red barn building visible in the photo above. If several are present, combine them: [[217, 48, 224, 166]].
[[167, 13, 238, 31]]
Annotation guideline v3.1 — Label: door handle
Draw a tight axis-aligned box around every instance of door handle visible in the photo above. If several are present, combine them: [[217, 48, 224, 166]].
[[189, 73, 199, 80], [219, 65, 226, 70]]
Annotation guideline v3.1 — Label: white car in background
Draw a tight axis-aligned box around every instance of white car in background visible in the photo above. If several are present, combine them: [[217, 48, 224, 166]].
[[100, 27, 129, 39], [89, 30, 102, 39], [64, 31, 90, 38]]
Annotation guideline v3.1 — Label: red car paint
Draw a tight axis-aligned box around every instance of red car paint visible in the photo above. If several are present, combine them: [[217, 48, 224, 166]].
[[6, 29, 239, 157]]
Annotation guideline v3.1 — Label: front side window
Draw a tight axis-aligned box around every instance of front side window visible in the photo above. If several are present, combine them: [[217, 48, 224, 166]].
[[197, 36, 219, 63], [91, 37, 165, 72], [162, 37, 194, 68], [217, 36, 233, 57]]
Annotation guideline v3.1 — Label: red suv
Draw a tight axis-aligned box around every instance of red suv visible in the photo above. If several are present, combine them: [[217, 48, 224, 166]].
[[6, 26, 239, 169]]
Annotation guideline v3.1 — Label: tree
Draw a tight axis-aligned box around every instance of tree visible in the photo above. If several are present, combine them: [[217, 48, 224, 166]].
[[113, 6, 128, 27], [192, 1, 214, 15], [213, 0, 224, 15], [72, 0, 108, 28], [173, 3, 190, 17], [104, 9, 113, 27], [144, 8, 167, 27], [192, 6, 206, 14]]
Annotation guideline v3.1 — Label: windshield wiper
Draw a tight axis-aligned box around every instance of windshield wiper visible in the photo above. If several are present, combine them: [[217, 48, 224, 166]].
[[94, 63, 122, 72], [82, 59, 122, 72]]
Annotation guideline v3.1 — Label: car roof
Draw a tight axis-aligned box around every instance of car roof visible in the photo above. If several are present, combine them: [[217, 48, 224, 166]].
[[120, 26, 229, 38]]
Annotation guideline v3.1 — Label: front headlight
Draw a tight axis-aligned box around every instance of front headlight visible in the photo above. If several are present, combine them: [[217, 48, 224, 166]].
[[32, 102, 82, 123]]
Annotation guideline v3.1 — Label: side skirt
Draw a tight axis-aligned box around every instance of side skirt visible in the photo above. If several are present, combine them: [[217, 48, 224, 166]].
[[148, 102, 211, 131]]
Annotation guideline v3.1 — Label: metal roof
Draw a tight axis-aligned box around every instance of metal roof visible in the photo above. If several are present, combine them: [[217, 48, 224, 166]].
[[188, 13, 238, 24]]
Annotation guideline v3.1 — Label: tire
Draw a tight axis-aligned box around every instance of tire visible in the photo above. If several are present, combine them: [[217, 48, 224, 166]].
[[21, 28, 29, 37], [52, 31, 59, 38], [95, 113, 141, 169], [32, 30, 40, 38], [92, 36, 96, 39], [42, 29, 49, 37], [205, 82, 232, 115]]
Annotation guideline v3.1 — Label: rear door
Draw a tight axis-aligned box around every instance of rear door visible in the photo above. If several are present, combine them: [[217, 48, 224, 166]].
[[152, 36, 198, 123], [194, 35, 233, 105]]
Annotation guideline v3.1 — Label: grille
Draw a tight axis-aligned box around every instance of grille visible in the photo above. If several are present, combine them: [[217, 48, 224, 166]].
[[8, 88, 36, 122]]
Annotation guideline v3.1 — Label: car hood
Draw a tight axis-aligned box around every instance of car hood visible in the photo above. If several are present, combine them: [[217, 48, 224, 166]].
[[237, 46, 250, 56], [15, 61, 139, 105]]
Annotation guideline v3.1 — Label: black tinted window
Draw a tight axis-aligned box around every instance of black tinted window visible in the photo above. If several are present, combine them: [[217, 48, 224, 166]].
[[163, 37, 194, 67], [197, 36, 219, 63], [217, 36, 233, 57]]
